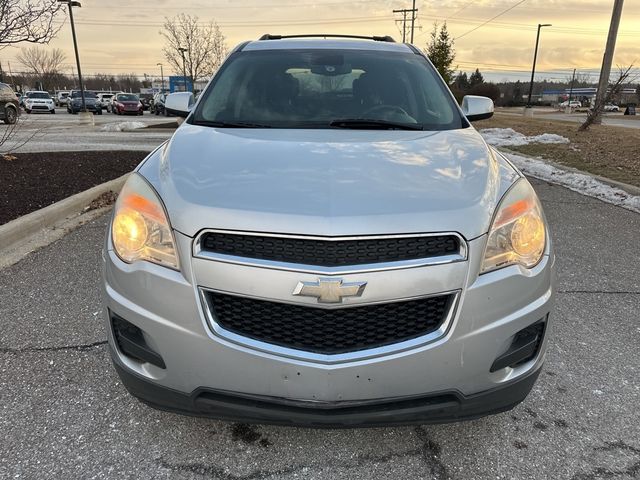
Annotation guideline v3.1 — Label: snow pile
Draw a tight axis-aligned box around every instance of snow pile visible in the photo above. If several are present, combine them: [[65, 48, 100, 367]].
[[101, 121, 147, 132], [503, 152, 640, 214], [480, 128, 570, 147]]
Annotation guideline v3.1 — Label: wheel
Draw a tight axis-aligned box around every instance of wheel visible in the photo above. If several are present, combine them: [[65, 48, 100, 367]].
[[138, 111, 143, 116], [3, 106, 17, 124], [97, 109, 102, 115], [51, 109, 56, 114], [25, 109, 31, 114]]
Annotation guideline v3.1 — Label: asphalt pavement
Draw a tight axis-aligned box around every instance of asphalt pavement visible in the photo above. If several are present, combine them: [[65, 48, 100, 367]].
[[2, 108, 175, 153], [1, 178, 639, 479]]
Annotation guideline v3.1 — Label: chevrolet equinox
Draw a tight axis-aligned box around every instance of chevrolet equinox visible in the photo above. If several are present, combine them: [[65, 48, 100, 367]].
[[102, 34, 555, 427]]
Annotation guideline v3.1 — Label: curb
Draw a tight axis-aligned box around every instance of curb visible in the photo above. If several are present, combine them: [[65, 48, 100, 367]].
[[498, 147, 640, 197], [0, 173, 128, 254]]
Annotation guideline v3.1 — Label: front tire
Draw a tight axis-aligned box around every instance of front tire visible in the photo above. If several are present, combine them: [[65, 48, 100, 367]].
[[3, 106, 17, 124], [51, 109, 56, 114]]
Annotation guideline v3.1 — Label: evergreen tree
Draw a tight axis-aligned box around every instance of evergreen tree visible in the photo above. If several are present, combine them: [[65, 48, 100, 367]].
[[453, 72, 470, 91], [426, 22, 456, 85], [469, 68, 484, 87]]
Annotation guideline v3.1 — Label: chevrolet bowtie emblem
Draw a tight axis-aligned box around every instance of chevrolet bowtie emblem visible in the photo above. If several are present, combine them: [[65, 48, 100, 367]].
[[293, 278, 367, 304]]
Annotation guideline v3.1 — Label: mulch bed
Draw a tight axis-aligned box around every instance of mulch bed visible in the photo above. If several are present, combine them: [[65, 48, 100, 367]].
[[1, 151, 149, 225]]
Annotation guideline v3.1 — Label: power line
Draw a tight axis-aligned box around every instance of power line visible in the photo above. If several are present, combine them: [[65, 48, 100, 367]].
[[454, 0, 527, 40]]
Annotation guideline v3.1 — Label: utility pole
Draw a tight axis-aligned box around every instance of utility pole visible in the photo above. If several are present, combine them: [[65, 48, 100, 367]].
[[590, 0, 624, 125], [393, 3, 418, 43], [157, 63, 165, 93], [410, 0, 417, 43], [393, 9, 408, 42], [526, 23, 552, 109], [59, 0, 87, 112], [178, 47, 189, 92], [568, 68, 576, 105]]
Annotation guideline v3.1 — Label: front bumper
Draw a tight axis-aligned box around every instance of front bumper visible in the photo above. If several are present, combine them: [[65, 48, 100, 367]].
[[103, 227, 555, 426], [112, 354, 541, 427]]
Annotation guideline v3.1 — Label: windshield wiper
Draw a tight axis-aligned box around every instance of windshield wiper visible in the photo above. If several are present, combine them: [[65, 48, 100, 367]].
[[192, 120, 272, 128], [329, 119, 423, 131]]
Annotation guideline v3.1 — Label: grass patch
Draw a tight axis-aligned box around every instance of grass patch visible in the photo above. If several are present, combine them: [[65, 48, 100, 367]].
[[481, 113, 640, 187]]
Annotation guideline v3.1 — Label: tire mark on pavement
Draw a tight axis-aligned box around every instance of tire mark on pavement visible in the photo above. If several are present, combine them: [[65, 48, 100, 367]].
[[570, 441, 640, 480]]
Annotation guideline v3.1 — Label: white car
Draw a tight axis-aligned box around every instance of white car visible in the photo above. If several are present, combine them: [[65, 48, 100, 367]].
[[97, 93, 115, 110], [23, 91, 55, 114], [55, 90, 70, 107], [604, 103, 619, 112], [559, 100, 581, 108]]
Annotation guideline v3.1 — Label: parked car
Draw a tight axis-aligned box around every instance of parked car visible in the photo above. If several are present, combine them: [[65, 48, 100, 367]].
[[55, 90, 70, 107], [97, 93, 114, 110], [67, 90, 102, 114], [110, 92, 144, 115], [559, 100, 581, 108], [103, 35, 554, 427], [23, 91, 55, 114], [0, 82, 19, 124], [150, 92, 168, 115], [139, 93, 153, 111], [604, 103, 620, 112]]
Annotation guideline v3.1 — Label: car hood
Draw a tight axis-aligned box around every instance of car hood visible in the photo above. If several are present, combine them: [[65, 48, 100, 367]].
[[138, 125, 519, 239]]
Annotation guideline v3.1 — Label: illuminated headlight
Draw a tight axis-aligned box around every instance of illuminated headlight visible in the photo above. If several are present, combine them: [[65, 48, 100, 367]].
[[111, 173, 178, 269], [481, 179, 546, 274]]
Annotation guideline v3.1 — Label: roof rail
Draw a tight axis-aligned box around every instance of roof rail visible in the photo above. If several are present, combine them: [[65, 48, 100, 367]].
[[259, 34, 396, 43]]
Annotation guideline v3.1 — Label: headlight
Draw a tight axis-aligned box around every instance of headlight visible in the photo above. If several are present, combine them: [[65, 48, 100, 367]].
[[111, 173, 178, 269], [481, 179, 546, 274]]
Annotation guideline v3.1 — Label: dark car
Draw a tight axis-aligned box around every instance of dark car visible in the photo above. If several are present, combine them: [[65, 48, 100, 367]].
[[110, 93, 143, 115], [139, 93, 153, 111], [151, 92, 168, 115], [0, 83, 20, 124], [67, 90, 102, 114]]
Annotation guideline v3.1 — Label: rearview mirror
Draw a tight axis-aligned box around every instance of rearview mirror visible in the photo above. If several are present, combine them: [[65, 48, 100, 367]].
[[461, 95, 494, 122], [165, 92, 195, 118]]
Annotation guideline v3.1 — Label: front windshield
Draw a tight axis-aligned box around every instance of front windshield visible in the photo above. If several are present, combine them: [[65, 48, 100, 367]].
[[29, 92, 51, 99], [193, 48, 463, 130], [117, 94, 138, 101]]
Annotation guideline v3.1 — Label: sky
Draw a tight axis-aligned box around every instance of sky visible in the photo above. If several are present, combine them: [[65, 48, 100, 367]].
[[2, 0, 639, 83]]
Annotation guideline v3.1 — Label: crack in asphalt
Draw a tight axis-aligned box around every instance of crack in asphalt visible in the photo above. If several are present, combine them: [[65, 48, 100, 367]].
[[557, 290, 640, 295], [157, 446, 427, 480], [414, 426, 450, 480], [157, 426, 454, 480], [0, 340, 107, 355], [570, 441, 640, 480]]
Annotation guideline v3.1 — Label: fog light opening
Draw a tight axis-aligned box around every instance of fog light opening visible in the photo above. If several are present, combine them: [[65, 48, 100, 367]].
[[110, 311, 166, 369], [490, 319, 546, 373]]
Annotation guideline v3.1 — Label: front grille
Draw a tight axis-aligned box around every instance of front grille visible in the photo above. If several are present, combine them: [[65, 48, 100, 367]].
[[200, 232, 460, 267], [207, 292, 453, 354]]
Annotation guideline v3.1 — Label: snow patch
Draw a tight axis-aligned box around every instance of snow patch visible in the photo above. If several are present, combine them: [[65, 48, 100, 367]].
[[101, 121, 147, 132], [480, 128, 570, 147], [502, 151, 640, 214]]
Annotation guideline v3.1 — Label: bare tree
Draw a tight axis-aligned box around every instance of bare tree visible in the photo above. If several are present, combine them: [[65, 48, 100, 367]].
[[0, 0, 65, 49], [16, 46, 66, 91], [160, 14, 227, 87], [579, 64, 637, 131]]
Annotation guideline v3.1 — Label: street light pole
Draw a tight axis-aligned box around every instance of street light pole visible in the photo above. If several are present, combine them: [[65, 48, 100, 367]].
[[526, 23, 552, 108], [178, 47, 188, 92], [59, 0, 86, 112], [157, 62, 165, 92]]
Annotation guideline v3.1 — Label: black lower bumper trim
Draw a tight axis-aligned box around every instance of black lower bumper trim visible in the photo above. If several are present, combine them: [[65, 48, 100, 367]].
[[111, 356, 541, 427]]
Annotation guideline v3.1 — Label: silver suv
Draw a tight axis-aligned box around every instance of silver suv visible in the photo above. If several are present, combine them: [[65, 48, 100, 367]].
[[102, 35, 555, 427]]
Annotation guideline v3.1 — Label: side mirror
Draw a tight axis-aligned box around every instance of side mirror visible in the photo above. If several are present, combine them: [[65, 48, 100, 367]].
[[462, 95, 494, 122], [165, 92, 195, 118]]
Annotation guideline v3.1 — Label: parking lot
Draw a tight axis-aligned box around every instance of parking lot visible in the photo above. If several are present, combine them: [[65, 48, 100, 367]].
[[1, 177, 638, 479], [3, 108, 176, 153]]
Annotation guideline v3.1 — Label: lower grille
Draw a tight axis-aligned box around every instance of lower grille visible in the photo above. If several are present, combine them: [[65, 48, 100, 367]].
[[206, 292, 454, 354]]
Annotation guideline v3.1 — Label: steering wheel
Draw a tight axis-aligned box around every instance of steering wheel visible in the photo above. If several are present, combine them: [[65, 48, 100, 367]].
[[362, 104, 411, 118]]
